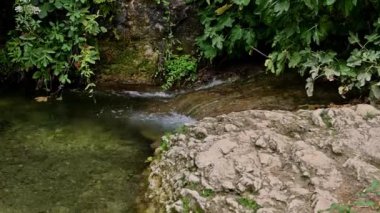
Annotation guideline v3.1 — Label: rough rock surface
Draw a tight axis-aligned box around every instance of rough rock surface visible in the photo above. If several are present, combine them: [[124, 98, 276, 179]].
[[145, 104, 380, 212], [97, 0, 200, 86]]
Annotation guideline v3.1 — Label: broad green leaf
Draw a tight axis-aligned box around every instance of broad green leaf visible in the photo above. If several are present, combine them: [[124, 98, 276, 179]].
[[32, 71, 42, 79], [274, 0, 290, 14], [244, 30, 255, 51], [288, 52, 302, 68], [214, 15, 234, 31], [348, 32, 360, 44], [211, 35, 224, 49], [365, 33, 380, 43], [230, 26, 243, 43]]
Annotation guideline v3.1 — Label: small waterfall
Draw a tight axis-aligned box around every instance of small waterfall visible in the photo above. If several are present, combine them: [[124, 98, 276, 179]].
[[122, 91, 175, 98]]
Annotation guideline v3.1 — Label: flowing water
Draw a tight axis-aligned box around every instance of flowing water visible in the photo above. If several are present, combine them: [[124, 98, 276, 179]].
[[0, 71, 346, 212]]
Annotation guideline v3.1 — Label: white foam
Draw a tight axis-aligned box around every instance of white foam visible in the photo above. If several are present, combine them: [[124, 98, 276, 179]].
[[122, 91, 174, 98], [129, 112, 196, 130]]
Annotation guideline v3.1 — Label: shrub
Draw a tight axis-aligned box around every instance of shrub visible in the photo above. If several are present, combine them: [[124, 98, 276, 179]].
[[6, 0, 114, 94], [196, 0, 380, 99], [162, 54, 198, 90]]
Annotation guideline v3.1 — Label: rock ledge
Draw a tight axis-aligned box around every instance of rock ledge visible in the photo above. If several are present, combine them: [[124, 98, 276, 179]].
[[145, 105, 380, 213]]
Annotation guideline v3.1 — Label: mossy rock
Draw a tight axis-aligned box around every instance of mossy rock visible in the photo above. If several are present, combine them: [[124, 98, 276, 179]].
[[96, 40, 159, 87]]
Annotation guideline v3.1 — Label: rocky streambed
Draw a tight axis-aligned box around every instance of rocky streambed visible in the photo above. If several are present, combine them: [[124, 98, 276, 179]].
[[144, 104, 380, 213]]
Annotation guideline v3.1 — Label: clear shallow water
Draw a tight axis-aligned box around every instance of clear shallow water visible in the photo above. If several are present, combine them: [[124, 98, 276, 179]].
[[0, 71, 345, 212], [0, 92, 190, 212]]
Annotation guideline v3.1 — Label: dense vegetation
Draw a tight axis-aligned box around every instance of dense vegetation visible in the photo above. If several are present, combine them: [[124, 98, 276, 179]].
[[195, 0, 380, 99], [1, 0, 380, 100], [2, 0, 114, 95]]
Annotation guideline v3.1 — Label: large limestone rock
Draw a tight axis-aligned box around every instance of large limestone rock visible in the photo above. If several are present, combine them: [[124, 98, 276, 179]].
[[145, 105, 380, 212]]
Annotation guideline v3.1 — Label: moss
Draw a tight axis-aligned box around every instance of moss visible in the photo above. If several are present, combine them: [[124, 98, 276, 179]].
[[183, 182, 215, 199], [364, 112, 376, 120], [320, 111, 333, 128], [182, 196, 204, 213], [175, 125, 189, 134], [237, 197, 261, 212], [97, 40, 159, 85]]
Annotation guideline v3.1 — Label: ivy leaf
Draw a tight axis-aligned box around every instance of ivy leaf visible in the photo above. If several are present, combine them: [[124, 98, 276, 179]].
[[348, 32, 360, 44], [357, 72, 372, 87], [274, 0, 290, 14], [339, 63, 356, 77], [319, 51, 336, 64], [32, 71, 42, 79], [347, 49, 362, 67], [211, 35, 224, 50], [265, 58, 275, 74], [288, 52, 302, 68], [214, 15, 234, 31], [198, 41, 218, 59], [365, 33, 380, 43], [230, 26, 243, 43], [323, 67, 339, 81], [244, 30, 255, 51]]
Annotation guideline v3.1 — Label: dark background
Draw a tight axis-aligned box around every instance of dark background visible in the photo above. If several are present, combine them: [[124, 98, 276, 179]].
[[0, 1, 16, 44]]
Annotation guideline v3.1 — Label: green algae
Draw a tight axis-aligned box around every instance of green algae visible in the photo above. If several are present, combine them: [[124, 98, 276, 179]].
[[97, 41, 159, 86], [0, 94, 153, 212]]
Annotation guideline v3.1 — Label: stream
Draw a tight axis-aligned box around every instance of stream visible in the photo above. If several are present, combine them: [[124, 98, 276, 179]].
[[0, 72, 345, 212], [0, 91, 193, 212]]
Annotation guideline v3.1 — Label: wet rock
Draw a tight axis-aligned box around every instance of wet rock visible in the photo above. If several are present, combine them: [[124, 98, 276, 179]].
[[145, 105, 380, 212], [97, 0, 200, 86]]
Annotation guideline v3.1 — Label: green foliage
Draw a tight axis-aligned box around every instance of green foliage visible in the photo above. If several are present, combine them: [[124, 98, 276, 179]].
[[181, 196, 204, 213], [154, 0, 199, 90], [325, 203, 352, 213], [361, 179, 380, 196], [175, 125, 189, 134], [162, 54, 198, 90], [323, 180, 380, 213], [6, 0, 114, 94], [183, 182, 215, 199], [237, 197, 261, 212], [196, 0, 380, 99], [182, 197, 191, 213], [160, 133, 171, 151], [320, 111, 333, 128], [200, 188, 215, 198]]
